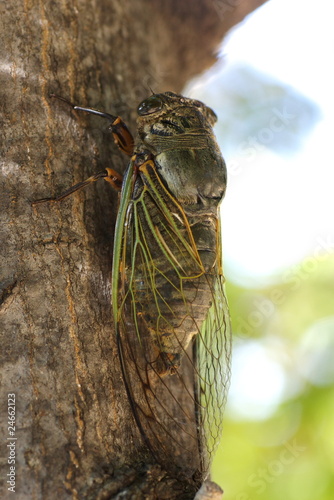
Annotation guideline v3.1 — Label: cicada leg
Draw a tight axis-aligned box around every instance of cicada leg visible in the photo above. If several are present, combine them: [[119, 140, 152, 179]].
[[49, 94, 135, 156], [32, 168, 123, 205]]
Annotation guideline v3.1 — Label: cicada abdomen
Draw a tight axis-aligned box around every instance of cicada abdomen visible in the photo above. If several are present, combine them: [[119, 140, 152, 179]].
[[112, 92, 231, 481]]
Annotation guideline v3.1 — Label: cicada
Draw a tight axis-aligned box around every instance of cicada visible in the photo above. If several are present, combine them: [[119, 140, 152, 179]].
[[35, 92, 231, 484]]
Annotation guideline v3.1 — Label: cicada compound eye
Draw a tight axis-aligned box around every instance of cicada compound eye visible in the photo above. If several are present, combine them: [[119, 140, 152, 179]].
[[137, 95, 163, 116]]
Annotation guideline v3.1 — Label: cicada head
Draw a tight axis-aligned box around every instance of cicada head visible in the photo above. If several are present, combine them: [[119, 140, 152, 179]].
[[136, 91, 217, 140], [135, 92, 226, 212]]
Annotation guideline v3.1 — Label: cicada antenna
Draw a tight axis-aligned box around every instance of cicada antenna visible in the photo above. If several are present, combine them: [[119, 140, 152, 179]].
[[147, 85, 156, 96]]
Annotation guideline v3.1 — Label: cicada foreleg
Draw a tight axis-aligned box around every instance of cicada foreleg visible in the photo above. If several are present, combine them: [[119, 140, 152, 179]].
[[32, 94, 135, 205], [49, 94, 135, 156]]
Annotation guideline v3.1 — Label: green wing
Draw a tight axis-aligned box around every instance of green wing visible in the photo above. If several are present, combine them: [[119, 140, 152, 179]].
[[112, 157, 231, 480]]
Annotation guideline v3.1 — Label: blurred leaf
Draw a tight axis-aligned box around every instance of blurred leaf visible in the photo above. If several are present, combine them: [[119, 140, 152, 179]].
[[213, 254, 334, 499]]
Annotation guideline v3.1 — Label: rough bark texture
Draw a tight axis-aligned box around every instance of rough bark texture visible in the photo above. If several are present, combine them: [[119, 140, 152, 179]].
[[0, 1, 266, 499]]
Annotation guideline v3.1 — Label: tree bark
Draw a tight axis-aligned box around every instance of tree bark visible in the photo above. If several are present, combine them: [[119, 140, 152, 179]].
[[0, 1, 267, 498]]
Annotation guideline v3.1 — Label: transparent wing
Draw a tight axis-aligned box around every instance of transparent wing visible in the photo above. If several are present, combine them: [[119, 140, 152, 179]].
[[112, 158, 231, 481], [194, 274, 232, 471]]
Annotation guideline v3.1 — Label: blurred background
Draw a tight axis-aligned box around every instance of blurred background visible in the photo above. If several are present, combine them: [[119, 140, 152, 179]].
[[185, 0, 334, 498]]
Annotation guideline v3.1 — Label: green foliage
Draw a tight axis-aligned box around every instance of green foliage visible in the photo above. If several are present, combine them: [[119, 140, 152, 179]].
[[212, 255, 334, 499]]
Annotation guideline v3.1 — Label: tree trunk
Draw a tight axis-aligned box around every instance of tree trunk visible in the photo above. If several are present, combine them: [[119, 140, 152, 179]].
[[0, 1, 266, 498]]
